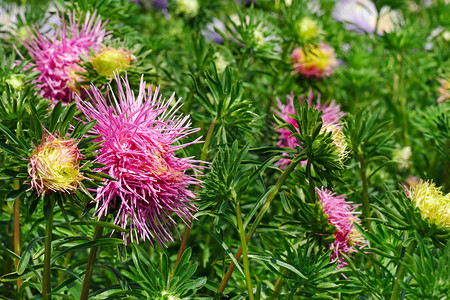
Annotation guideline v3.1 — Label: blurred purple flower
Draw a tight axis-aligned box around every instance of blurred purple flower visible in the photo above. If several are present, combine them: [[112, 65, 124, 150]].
[[333, 0, 399, 35], [201, 18, 226, 44]]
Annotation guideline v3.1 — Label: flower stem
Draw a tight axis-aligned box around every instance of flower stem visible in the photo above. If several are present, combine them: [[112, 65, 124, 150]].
[[307, 159, 315, 203], [80, 219, 105, 300], [217, 157, 298, 293], [359, 154, 371, 231], [172, 118, 216, 275], [42, 195, 56, 300], [390, 239, 417, 300], [13, 179, 22, 295], [397, 52, 409, 145], [235, 203, 254, 300]]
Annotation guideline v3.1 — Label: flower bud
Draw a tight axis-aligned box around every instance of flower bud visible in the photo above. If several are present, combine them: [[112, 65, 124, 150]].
[[176, 0, 199, 18], [28, 134, 85, 195], [296, 17, 320, 40], [5, 75, 24, 90], [92, 47, 135, 78], [406, 180, 450, 228], [323, 124, 348, 164]]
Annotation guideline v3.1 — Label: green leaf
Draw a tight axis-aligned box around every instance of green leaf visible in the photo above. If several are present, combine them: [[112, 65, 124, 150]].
[[60, 103, 77, 136], [209, 232, 245, 278], [247, 254, 307, 279], [51, 238, 124, 263], [70, 221, 128, 232], [6, 184, 28, 201], [49, 101, 63, 133], [17, 237, 44, 275], [0, 140, 21, 156]]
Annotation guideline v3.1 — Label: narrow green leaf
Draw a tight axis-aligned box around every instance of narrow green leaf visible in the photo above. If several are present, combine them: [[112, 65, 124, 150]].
[[247, 254, 307, 279], [51, 238, 124, 263], [209, 232, 245, 277], [49, 101, 63, 133], [70, 221, 128, 232], [17, 237, 44, 275]]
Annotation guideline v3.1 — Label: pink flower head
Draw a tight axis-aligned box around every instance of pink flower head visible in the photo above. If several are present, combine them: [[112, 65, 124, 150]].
[[77, 74, 203, 246], [21, 10, 109, 103], [28, 133, 85, 195], [291, 43, 338, 78], [274, 91, 345, 166], [317, 187, 364, 268]]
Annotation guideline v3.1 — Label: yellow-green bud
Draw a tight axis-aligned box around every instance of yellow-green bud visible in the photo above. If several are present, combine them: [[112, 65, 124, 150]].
[[28, 134, 85, 195], [6, 75, 24, 90], [297, 17, 320, 40], [176, 0, 199, 18], [407, 180, 450, 228], [92, 47, 135, 78]]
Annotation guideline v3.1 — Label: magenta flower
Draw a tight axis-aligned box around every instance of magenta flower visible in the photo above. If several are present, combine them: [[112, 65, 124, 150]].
[[77, 74, 203, 246], [274, 91, 345, 166], [291, 43, 338, 78], [21, 10, 108, 103], [317, 187, 364, 268]]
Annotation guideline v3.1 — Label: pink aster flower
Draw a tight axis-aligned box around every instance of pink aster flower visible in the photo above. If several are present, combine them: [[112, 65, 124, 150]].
[[291, 43, 338, 78], [317, 187, 364, 268], [77, 74, 203, 246], [274, 91, 345, 166], [20, 10, 109, 104]]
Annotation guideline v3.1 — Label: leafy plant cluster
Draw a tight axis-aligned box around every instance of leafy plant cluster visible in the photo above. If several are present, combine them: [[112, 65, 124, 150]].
[[0, 0, 449, 299]]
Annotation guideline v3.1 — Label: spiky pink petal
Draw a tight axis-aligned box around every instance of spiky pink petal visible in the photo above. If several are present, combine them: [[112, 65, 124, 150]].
[[77, 74, 203, 246], [317, 187, 364, 268], [21, 10, 109, 103]]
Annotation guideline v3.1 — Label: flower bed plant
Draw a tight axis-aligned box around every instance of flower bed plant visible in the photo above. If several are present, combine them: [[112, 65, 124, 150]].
[[0, 0, 449, 299]]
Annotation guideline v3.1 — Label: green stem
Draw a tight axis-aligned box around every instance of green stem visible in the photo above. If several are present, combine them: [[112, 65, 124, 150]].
[[13, 179, 22, 295], [398, 52, 408, 145], [42, 195, 56, 300], [359, 154, 371, 231], [307, 159, 315, 203], [172, 118, 216, 276], [390, 239, 417, 300], [80, 217, 106, 300], [217, 157, 299, 293], [201, 118, 216, 163], [235, 203, 254, 300]]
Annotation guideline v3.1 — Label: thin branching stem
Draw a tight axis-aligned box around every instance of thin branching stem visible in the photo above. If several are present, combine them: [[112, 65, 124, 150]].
[[359, 154, 371, 231], [13, 179, 22, 295], [235, 202, 254, 300], [80, 216, 106, 300], [217, 157, 298, 293], [42, 195, 56, 300], [172, 118, 216, 275], [390, 239, 417, 300]]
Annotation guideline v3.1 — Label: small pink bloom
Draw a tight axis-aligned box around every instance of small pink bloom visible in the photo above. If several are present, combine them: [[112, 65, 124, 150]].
[[77, 74, 203, 246], [291, 43, 338, 78], [317, 187, 364, 268], [20, 10, 109, 103], [274, 91, 345, 166]]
